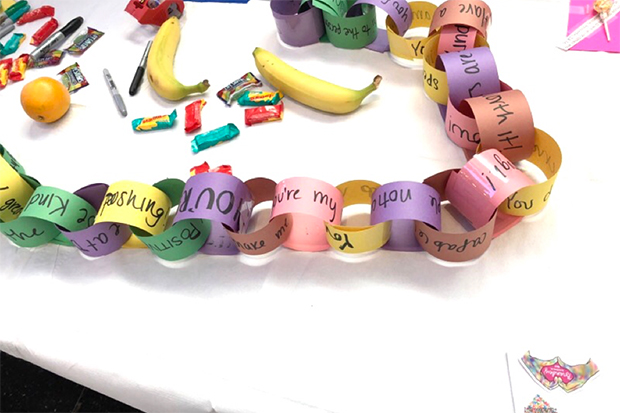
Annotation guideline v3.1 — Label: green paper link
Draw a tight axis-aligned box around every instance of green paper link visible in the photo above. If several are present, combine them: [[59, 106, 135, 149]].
[[131, 178, 211, 261], [135, 218, 210, 261], [0, 216, 59, 248], [0, 176, 73, 248], [19, 186, 98, 233], [322, 4, 377, 49], [312, 0, 356, 17]]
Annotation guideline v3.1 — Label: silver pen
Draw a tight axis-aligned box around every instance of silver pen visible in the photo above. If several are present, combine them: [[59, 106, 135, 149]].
[[103, 69, 127, 117], [0, 22, 14, 41]]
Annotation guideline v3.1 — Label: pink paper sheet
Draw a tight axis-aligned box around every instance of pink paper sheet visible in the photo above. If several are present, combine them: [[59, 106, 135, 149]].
[[568, 0, 620, 52]]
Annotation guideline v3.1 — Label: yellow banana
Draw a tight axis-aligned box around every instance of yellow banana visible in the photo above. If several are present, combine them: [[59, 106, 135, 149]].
[[147, 17, 209, 101], [252, 47, 381, 114]]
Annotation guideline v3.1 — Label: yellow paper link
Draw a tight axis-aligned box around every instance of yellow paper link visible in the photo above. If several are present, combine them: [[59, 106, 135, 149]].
[[499, 129, 562, 216], [387, 2, 437, 60], [325, 180, 391, 254], [94, 180, 172, 236], [422, 32, 489, 105], [0, 155, 35, 223]]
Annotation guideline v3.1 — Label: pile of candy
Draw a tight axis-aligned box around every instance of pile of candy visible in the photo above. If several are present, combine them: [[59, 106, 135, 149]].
[[0, 1, 103, 90]]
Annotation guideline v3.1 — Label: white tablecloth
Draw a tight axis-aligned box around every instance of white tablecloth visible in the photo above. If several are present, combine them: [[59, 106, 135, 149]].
[[1, 0, 619, 412]]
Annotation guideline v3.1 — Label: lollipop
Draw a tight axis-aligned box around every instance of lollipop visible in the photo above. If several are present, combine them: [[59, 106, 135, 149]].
[[594, 0, 614, 41]]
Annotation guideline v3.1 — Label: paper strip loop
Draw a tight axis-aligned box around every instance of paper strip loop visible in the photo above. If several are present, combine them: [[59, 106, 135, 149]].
[[445, 149, 535, 228], [59, 183, 132, 257], [174, 173, 253, 256], [325, 180, 389, 254], [226, 177, 292, 256], [370, 181, 441, 251], [134, 179, 211, 261], [271, 177, 343, 251]]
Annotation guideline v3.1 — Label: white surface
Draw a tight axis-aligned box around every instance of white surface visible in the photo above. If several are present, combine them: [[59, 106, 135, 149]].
[[1, 0, 620, 412]]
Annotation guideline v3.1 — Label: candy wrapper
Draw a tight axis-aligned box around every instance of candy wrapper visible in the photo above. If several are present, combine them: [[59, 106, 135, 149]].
[[185, 98, 205, 133], [217, 72, 261, 106], [66, 27, 104, 55], [30, 49, 64, 68], [191, 123, 240, 153], [30, 18, 58, 46], [190, 162, 232, 176], [237, 90, 283, 106], [0, 57, 11, 89], [132, 109, 177, 132], [8, 53, 28, 82], [245, 102, 284, 126], [0, 32, 24, 56], [57, 62, 88, 93], [16, 5, 54, 25]]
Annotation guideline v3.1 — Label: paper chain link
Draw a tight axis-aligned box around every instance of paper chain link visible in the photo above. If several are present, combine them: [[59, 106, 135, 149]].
[[0, 0, 562, 263]]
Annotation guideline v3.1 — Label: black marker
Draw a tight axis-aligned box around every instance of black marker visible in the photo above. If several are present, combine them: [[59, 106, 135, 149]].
[[30, 17, 83, 63], [129, 41, 152, 96]]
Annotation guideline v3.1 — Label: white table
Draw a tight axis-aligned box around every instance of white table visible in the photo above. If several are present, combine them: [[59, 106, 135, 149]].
[[1, 0, 619, 412]]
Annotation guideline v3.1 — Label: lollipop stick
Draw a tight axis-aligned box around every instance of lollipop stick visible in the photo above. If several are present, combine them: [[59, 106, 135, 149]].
[[601, 14, 611, 41]]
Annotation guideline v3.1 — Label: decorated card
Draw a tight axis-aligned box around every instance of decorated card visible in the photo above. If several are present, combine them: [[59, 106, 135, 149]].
[[507, 350, 606, 412], [565, 0, 620, 52]]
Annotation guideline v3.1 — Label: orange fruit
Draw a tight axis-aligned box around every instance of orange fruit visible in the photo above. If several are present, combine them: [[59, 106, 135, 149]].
[[20, 77, 71, 123]]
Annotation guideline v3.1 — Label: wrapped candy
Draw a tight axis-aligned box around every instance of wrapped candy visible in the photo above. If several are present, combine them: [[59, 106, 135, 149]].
[[30, 18, 58, 46], [217, 72, 261, 106], [184, 98, 205, 133], [191, 123, 240, 153], [190, 162, 232, 176], [132, 109, 178, 132], [30, 49, 64, 68], [0, 57, 11, 88], [16, 5, 54, 25], [237, 90, 283, 106], [57, 62, 89, 93], [244, 102, 284, 126], [66, 27, 104, 55], [0, 32, 24, 56], [8, 53, 28, 82]]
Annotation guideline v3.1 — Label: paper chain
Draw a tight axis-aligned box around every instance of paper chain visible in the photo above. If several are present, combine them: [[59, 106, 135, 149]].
[[0, 0, 562, 263]]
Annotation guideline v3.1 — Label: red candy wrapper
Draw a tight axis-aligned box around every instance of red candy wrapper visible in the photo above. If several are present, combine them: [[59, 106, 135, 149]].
[[190, 162, 232, 176], [8, 54, 29, 82], [184, 99, 206, 133], [30, 18, 59, 46], [0, 58, 12, 89], [16, 5, 55, 25], [244, 102, 284, 126]]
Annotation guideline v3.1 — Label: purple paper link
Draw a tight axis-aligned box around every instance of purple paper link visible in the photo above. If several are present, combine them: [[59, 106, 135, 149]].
[[198, 222, 239, 256], [365, 29, 389, 52], [436, 47, 500, 110], [58, 183, 132, 257], [174, 173, 253, 233], [271, 0, 324, 47], [383, 220, 423, 251], [354, 0, 412, 35], [370, 181, 441, 250], [370, 181, 441, 227], [72, 183, 109, 209]]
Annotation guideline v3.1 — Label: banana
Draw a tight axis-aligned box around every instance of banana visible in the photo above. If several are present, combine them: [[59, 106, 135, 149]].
[[147, 17, 209, 101], [252, 47, 381, 115]]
